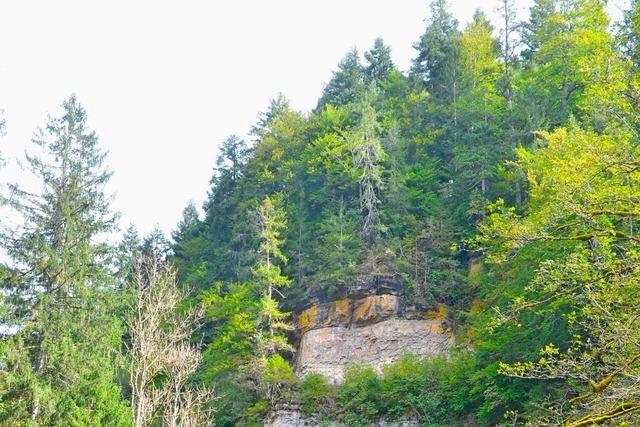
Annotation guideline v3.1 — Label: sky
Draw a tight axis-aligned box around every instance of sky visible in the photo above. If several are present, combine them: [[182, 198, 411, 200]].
[[0, 0, 624, 238]]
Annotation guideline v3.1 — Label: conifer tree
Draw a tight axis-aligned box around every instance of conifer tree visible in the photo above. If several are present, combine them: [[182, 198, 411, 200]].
[[364, 37, 395, 85], [349, 88, 386, 244], [451, 9, 504, 217], [251, 195, 294, 401], [316, 48, 364, 111], [172, 201, 200, 246], [410, 0, 460, 104], [0, 96, 131, 425]]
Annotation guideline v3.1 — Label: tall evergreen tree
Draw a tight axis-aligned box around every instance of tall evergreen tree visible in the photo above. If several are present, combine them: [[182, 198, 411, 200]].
[[621, 0, 640, 67], [316, 48, 364, 111], [140, 226, 172, 268], [364, 37, 395, 85], [0, 96, 131, 425], [451, 9, 504, 220], [172, 201, 200, 246], [251, 194, 294, 402], [410, 0, 461, 105]]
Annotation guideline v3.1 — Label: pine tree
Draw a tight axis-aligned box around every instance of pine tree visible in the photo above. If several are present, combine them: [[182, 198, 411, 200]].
[[520, 0, 559, 64], [521, 0, 626, 129], [0, 95, 131, 425], [141, 225, 172, 262], [621, 0, 640, 67], [313, 199, 361, 295], [497, 0, 518, 122], [115, 224, 142, 285], [451, 9, 504, 217]]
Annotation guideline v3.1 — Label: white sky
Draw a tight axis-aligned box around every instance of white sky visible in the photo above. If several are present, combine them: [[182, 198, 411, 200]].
[[0, 0, 624, 238]]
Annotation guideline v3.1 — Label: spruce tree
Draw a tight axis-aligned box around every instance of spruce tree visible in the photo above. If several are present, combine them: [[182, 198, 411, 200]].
[[0, 95, 130, 425], [364, 37, 395, 85], [410, 0, 460, 104], [316, 48, 364, 111]]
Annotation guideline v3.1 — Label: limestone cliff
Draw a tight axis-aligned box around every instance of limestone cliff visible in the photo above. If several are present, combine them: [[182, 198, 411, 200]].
[[295, 294, 452, 383], [265, 290, 453, 426]]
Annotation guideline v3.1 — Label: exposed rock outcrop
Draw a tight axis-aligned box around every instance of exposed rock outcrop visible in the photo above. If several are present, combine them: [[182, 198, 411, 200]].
[[264, 404, 319, 427], [266, 280, 453, 426], [265, 403, 419, 427], [295, 294, 452, 383]]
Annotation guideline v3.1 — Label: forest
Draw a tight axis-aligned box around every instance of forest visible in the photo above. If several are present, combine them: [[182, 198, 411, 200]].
[[1, 0, 640, 425]]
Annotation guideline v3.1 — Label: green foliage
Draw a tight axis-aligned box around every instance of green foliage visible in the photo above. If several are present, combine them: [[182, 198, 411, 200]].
[[336, 366, 381, 425], [291, 354, 477, 426], [263, 354, 295, 385], [299, 373, 334, 416], [0, 96, 131, 425], [163, 1, 640, 424]]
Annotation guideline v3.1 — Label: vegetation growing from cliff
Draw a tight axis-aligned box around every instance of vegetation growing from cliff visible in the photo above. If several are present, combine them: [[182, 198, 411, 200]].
[[297, 354, 477, 426], [2, 0, 640, 425]]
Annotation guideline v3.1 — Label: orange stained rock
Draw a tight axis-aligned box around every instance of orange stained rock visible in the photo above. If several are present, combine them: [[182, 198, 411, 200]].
[[297, 304, 319, 332], [327, 299, 351, 324], [353, 294, 399, 324]]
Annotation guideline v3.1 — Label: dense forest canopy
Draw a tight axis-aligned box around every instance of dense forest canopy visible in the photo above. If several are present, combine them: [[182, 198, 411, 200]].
[[2, 0, 640, 425]]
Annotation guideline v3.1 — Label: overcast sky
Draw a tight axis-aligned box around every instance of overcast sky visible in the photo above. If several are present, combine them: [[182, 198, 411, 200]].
[[0, 0, 624, 237]]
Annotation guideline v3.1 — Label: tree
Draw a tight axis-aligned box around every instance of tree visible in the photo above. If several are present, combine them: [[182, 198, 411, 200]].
[[497, 0, 518, 122], [450, 9, 504, 220], [141, 225, 172, 262], [520, 0, 558, 64], [128, 256, 214, 427], [621, 0, 640, 68], [252, 194, 294, 402], [410, 0, 460, 105], [312, 199, 361, 295], [364, 37, 395, 85], [172, 201, 200, 245], [519, 0, 628, 129], [115, 224, 142, 285], [0, 95, 131, 425], [316, 48, 364, 111], [198, 134, 249, 285], [348, 89, 386, 244], [479, 125, 640, 425]]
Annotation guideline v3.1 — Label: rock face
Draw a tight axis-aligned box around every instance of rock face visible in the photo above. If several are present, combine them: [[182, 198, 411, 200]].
[[264, 403, 419, 427], [265, 289, 452, 426], [264, 404, 319, 427], [295, 294, 452, 383]]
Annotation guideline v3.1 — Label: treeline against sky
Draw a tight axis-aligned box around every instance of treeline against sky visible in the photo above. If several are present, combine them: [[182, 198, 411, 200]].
[[2, 0, 640, 425]]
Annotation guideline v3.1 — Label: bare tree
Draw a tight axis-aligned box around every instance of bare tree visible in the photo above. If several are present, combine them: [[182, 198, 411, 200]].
[[127, 255, 214, 427]]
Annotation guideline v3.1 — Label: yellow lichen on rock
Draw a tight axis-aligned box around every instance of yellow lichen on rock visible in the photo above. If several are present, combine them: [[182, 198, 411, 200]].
[[327, 299, 351, 325], [297, 304, 319, 332]]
